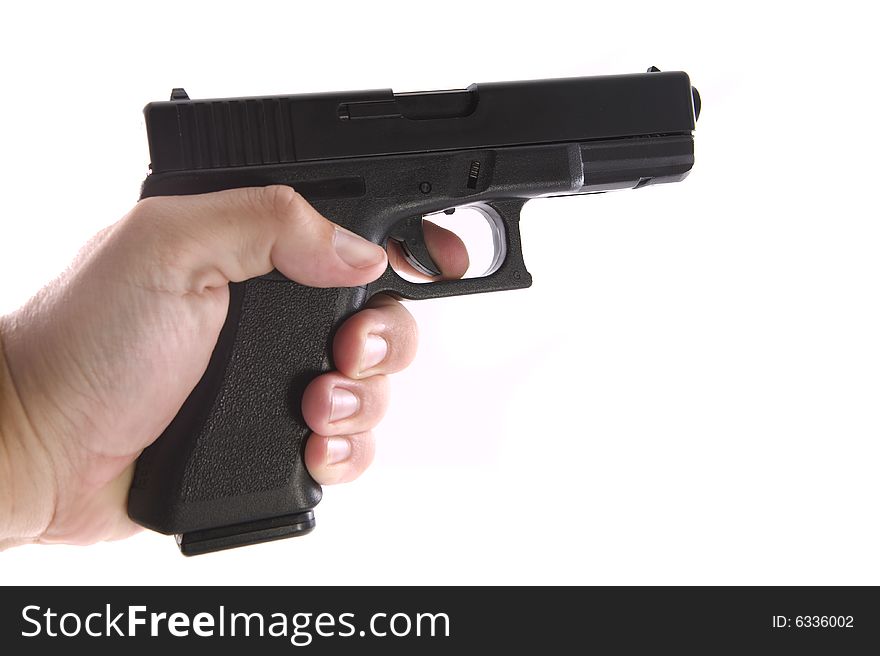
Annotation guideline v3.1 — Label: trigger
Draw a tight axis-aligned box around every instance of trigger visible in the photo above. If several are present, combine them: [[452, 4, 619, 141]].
[[388, 216, 442, 277]]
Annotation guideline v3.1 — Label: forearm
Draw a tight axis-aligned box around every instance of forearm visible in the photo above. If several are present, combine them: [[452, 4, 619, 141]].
[[0, 316, 55, 548]]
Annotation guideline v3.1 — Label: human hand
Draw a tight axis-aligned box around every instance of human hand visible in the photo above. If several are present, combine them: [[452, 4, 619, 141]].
[[0, 186, 467, 548]]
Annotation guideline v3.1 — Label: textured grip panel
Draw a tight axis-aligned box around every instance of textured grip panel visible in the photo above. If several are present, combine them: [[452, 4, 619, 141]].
[[182, 279, 335, 501], [128, 276, 367, 535]]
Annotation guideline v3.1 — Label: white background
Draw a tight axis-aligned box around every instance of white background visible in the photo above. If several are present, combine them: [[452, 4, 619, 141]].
[[1, 1, 877, 584]]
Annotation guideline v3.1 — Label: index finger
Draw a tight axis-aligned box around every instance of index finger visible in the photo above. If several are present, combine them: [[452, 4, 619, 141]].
[[387, 219, 469, 282]]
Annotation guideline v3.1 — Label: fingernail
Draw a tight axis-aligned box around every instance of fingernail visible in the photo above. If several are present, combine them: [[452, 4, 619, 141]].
[[326, 437, 352, 465], [333, 227, 385, 268], [361, 334, 388, 372], [330, 387, 359, 422]]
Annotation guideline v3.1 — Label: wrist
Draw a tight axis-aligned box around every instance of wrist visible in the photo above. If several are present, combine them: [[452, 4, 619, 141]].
[[0, 316, 56, 548]]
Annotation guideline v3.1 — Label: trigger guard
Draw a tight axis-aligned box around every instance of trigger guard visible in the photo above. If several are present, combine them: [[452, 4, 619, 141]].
[[392, 203, 509, 279], [468, 203, 508, 277]]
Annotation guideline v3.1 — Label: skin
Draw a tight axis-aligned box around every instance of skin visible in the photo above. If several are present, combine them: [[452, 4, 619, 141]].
[[0, 186, 468, 549]]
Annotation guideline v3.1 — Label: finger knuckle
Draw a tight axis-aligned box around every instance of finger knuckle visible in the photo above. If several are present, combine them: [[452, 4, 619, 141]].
[[130, 195, 161, 219], [123, 198, 170, 241], [260, 184, 308, 226], [119, 197, 166, 245]]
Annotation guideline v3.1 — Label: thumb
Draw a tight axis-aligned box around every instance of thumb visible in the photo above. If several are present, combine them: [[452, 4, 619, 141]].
[[120, 185, 387, 292]]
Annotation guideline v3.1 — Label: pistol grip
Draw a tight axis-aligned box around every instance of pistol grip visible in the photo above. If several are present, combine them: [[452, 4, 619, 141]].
[[127, 276, 367, 555]]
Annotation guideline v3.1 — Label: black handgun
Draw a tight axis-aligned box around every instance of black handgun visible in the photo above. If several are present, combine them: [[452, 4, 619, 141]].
[[127, 68, 700, 555]]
